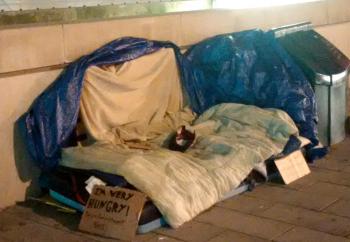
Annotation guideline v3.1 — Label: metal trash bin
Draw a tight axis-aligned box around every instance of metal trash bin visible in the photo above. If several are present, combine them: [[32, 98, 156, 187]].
[[273, 22, 350, 146]]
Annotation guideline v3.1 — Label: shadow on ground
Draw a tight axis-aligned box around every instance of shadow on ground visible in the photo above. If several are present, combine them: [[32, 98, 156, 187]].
[[16, 200, 81, 231]]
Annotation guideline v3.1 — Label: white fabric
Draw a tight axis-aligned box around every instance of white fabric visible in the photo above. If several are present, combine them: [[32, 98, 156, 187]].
[[85, 176, 106, 194], [61, 103, 298, 228], [80, 48, 194, 147]]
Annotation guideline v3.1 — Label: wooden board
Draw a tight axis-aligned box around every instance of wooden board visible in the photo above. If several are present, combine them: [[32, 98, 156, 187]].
[[79, 186, 146, 241], [274, 150, 310, 184]]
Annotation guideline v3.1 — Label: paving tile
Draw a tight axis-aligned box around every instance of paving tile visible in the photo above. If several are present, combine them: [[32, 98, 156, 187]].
[[195, 207, 292, 240], [145, 235, 184, 242], [0, 236, 12, 242], [156, 221, 224, 242], [133, 233, 157, 242], [283, 174, 318, 190], [260, 204, 350, 236], [0, 212, 105, 242], [342, 166, 350, 173], [75, 230, 127, 242], [309, 168, 350, 187], [274, 227, 350, 242], [315, 158, 350, 171], [321, 141, 350, 164], [4, 202, 81, 231], [300, 182, 350, 200], [246, 185, 338, 211], [315, 140, 350, 168], [3, 203, 132, 242], [206, 230, 269, 242], [324, 199, 350, 218], [216, 195, 274, 215], [284, 166, 350, 190], [316, 158, 350, 171]]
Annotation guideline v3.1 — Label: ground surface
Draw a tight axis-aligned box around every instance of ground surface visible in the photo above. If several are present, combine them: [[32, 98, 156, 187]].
[[1, 138, 350, 242]]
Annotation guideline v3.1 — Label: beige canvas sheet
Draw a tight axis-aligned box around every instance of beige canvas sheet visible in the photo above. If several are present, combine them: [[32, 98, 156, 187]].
[[80, 48, 194, 148]]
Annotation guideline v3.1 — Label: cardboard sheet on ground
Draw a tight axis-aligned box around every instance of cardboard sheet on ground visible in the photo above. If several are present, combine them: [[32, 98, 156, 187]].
[[79, 186, 146, 241], [274, 150, 310, 184]]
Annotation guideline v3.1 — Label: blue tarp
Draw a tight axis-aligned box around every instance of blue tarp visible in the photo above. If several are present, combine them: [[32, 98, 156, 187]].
[[20, 37, 183, 171], [20, 31, 322, 171], [184, 30, 319, 146]]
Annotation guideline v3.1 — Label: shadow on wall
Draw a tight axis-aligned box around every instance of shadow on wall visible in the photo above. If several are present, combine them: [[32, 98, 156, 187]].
[[347, 91, 350, 134], [13, 120, 42, 200]]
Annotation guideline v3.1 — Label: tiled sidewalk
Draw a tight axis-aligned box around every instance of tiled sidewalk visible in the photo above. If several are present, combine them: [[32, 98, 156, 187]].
[[1, 138, 350, 242]]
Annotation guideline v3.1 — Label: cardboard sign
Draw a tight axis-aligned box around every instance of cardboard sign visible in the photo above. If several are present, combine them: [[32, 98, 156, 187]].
[[274, 150, 310, 184], [79, 186, 146, 241]]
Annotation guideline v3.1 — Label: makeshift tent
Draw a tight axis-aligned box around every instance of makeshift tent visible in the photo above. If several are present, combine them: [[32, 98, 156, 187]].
[[19, 38, 185, 171], [20, 32, 323, 170], [19, 32, 320, 229]]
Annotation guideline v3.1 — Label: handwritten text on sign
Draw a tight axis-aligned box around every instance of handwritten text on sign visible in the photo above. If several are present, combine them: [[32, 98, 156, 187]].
[[86, 188, 134, 215], [79, 185, 146, 241]]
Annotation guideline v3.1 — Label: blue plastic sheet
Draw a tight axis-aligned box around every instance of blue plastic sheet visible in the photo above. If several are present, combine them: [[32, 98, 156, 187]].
[[184, 30, 319, 147], [20, 37, 182, 171]]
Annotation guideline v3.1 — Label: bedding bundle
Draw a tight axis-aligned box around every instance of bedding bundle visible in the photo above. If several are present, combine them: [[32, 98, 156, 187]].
[[20, 31, 318, 228]]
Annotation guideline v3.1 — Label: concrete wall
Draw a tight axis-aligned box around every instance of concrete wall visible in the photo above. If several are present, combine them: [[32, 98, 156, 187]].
[[1, 0, 350, 208]]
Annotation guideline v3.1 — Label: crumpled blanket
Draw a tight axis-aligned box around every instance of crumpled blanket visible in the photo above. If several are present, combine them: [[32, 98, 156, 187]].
[[61, 103, 298, 228]]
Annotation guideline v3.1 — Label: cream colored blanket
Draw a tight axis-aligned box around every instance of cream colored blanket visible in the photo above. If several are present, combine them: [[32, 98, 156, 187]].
[[61, 103, 298, 228], [80, 48, 194, 148]]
